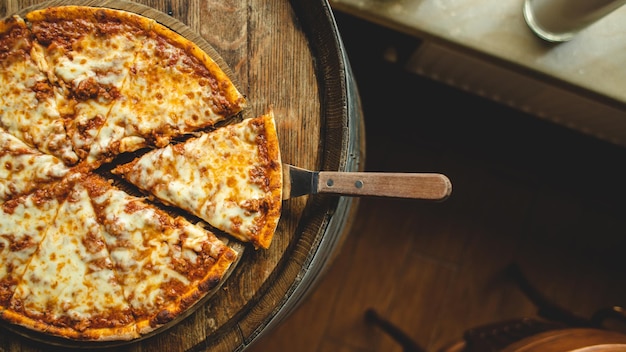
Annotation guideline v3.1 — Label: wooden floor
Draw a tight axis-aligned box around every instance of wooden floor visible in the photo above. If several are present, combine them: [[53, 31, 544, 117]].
[[247, 12, 626, 352]]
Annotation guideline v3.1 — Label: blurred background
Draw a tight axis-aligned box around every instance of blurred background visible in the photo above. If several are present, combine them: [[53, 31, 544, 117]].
[[248, 8, 626, 352]]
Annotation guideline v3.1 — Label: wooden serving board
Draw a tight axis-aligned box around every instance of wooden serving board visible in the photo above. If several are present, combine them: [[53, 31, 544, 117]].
[[0, 0, 363, 351]]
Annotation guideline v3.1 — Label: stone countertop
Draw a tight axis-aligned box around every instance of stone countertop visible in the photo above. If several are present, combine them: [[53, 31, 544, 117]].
[[330, 0, 626, 106]]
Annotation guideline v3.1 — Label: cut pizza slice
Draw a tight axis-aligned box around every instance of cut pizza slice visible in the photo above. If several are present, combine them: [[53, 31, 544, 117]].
[[2, 177, 139, 341], [87, 17, 246, 164], [26, 6, 151, 162], [0, 127, 69, 203], [0, 187, 66, 310], [113, 111, 282, 249], [83, 174, 238, 335], [0, 16, 78, 164]]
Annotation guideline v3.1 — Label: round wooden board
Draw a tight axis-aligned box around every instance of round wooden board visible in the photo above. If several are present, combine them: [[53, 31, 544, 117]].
[[0, 0, 363, 351]]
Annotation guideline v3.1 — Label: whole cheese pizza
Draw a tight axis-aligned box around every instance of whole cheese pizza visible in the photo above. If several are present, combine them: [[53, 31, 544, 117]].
[[0, 5, 283, 343]]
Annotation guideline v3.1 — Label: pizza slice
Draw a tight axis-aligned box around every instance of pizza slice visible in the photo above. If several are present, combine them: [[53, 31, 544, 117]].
[[83, 174, 238, 335], [0, 16, 78, 164], [26, 7, 150, 162], [86, 17, 246, 164], [0, 127, 70, 203], [2, 177, 139, 341], [113, 111, 282, 249], [0, 187, 66, 310]]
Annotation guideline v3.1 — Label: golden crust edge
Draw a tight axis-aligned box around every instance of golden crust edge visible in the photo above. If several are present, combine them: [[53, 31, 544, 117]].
[[24, 5, 154, 31], [253, 110, 283, 249], [112, 111, 283, 250], [0, 15, 26, 35], [134, 244, 238, 335], [1, 3, 248, 343], [72, 174, 239, 340], [0, 309, 140, 341], [149, 19, 247, 113], [25, 5, 246, 118]]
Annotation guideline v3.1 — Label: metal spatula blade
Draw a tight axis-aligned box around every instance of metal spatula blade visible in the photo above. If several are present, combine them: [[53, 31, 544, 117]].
[[282, 164, 452, 201]]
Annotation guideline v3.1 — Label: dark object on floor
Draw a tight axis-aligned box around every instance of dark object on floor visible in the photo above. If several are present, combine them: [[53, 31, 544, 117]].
[[365, 308, 426, 352], [365, 263, 626, 351]]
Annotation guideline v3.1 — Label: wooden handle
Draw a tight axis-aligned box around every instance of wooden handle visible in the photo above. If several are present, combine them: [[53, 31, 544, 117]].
[[317, 172, 452, 200]]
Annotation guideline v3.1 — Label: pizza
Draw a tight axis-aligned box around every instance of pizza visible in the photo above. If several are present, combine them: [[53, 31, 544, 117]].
[[0, 5, 282, 343], [1, 5, 246, 167], [0, 16, 78, 165], [0, 127, 69, 201], [113, 111, 283, 249], [0, 187, 66, 311], [1, 174, 139, 341], [1, 173, 238, 341]]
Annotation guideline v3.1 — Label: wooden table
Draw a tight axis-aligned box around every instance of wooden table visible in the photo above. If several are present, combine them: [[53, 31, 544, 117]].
[[0, 1, 363, 351]]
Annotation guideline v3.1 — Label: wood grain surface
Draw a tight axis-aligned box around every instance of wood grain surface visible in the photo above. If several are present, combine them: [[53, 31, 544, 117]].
[[0, 1, 361, 351]]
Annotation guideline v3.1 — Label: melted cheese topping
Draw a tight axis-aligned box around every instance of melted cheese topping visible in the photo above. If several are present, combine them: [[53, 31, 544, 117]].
[[0, 190, 61, 307], [90, 182, 227, 320], [127, 35, 226, 131], [36, 22, 142, 160], [87, 29, 242, 164], [10, 184, 133, 328], [50, 35, 136, 88], [0, 9, 242, 340], [115, 114, 279, 247], [3, 12, 244, 168], [0, 29, 77, 164], [68, 98, 115, 158], [0, 128, 69, 202]]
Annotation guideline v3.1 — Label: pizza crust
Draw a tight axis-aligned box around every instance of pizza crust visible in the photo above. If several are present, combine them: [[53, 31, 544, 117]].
[[0, 5, 258, 342], [255, 111, 283, 249], [1, 309, 140, 342], [149, 19, 247, 117], [22, 5, 247, 167]]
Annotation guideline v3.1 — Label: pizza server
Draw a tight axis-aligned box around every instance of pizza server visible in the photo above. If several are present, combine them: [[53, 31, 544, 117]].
[[282, 164, 451, 201]]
